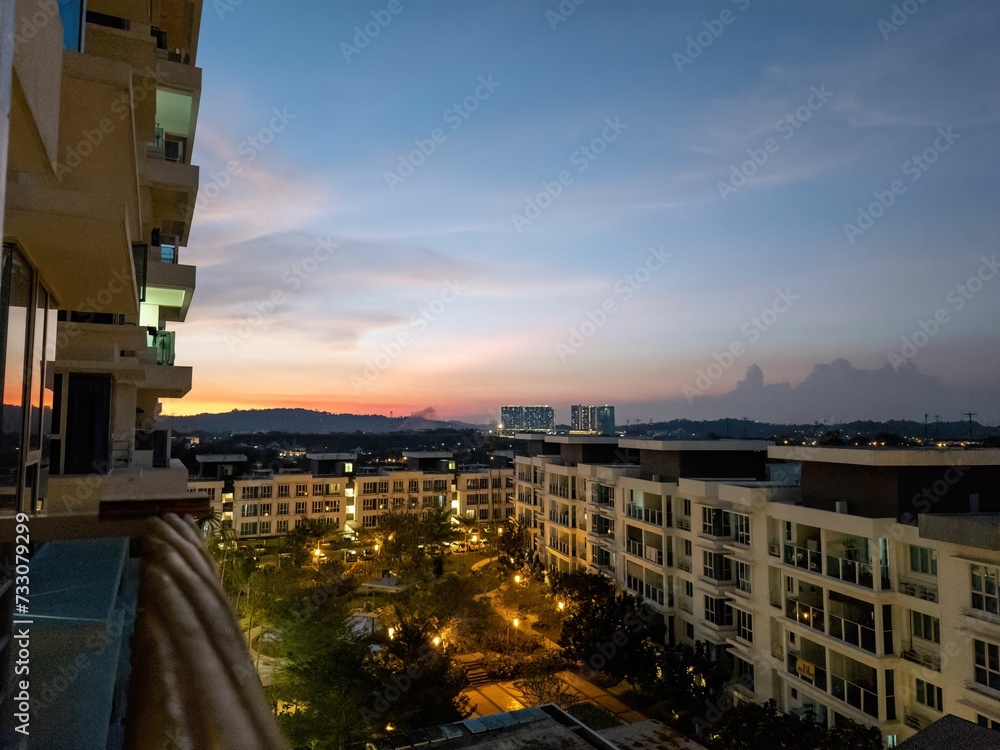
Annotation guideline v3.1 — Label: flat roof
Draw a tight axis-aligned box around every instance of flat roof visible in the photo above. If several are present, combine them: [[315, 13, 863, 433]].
[[305, 452, 357, 460], [769, 445, 1000, 467], [195, 454, 247, 462], [543, 435, 620, 445], [918, 513, 1000, 551], [620, 439, 770, 451], [403, 451, 453, 458]]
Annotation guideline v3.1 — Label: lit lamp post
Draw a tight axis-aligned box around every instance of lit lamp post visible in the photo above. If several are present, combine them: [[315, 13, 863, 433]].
[[512, 617, 520, 647]]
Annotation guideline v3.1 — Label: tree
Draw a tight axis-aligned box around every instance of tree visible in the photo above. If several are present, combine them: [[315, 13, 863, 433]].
[[514, 669, 572, 708], [558, 588, 655, 685], [283, 517, 342, 567], [706, 699, 881, 750], [649, 641, 733, 725], [497, 521, 530, 573]]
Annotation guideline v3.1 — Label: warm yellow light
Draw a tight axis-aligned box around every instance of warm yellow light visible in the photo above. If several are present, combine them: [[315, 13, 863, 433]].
[[471, 534, 479, 543], [374, 543, 380, 552], [388, 627, 395, 640], [557, 601, 565, 611], [433, 636, 442, 646], [514, 574, 522, 584], [512, 618, 520, 628]]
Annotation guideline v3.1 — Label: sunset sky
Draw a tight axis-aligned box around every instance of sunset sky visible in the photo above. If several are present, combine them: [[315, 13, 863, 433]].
[[170, 0, 1000, 425]]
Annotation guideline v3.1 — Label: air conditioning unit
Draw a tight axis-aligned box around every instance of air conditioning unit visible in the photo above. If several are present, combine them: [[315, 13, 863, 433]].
[[769, 543, 779, 556]]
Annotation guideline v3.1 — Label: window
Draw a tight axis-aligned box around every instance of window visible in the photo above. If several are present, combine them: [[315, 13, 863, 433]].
[[975, 640, 1000, 691], [704, 596, 732, 627], [296, 484, 308, 497], [703, 551, 732, 582], [736, 610, 753, 642], [259, 521, 271, 535], [909, 545, 937, 576], [409, 479, 419, 492], [239, 522, 257, 536], [325, 483, 341, 494], [294, 518, 305, 529], [295, 501, 306, 514], [278, 485, 290, 498], [260, 485, 272, 499], [915, 678, 942, 711], [260, 503, 271, 517], [683, 498, 691, 516], [684, 539, 692, 556], [736, 656, 755, 691], [241, 486, 259, 500], [393, 480, 404, 492], [277, 520, 288, 533], [277, 502, 289, 516], [911, 611, 940, 643], [734, 514, 751, 546], [312, 501, 323, 513], [363, 498, 376, 510], [736, 561, 752, 594], [685, 580, 693, 597], [333, 500, 340, 512], [423, 480, 433, 492], [685, 622, 694, 640], [479, 509, 488, 520], [362, 515, 377, 528], [702, 507, 730, 536], [313, 484, 324, 496], [977, 715, 1000, 730], [972, 564, 999, 616], [240, 504, 258, 518]]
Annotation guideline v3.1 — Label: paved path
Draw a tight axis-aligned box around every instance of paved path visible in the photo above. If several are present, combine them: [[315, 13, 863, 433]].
[[463, 668, 646, 724]]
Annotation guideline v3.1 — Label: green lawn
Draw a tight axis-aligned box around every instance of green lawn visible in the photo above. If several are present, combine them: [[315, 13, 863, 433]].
[[444, 551, 491, 576]]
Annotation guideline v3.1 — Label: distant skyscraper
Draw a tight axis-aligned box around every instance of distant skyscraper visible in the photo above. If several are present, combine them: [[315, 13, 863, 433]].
[[500, 405, 555, 432], [570, 405, 616, 434]]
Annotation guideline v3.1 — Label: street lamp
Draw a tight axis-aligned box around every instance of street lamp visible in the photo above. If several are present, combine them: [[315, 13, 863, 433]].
[[514, 574, 522, 584], [432, 636, 442, 647], [557, 600, 566, 612]]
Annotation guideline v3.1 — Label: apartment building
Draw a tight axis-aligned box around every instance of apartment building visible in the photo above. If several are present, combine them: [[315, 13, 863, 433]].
[[512, 436, 1000, 746], [0, 3, 284, 747], [500, 404, 555, 433], [570, 404, 616, 435], [188, 450, 516, 541]]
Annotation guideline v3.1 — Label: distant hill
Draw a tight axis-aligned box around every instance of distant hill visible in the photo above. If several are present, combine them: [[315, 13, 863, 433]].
[[164, 408, 478, 435]]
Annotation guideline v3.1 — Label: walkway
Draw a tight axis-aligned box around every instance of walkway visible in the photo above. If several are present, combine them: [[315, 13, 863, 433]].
[[462, 666, 646, 724]]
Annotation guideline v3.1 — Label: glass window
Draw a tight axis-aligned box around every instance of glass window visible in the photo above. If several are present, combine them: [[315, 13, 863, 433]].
[[0, 247, 33, 508], [911, 611, 940, 643], [909, 545, 937, 576], [972, 565, 999, 615], [737, 610, 753, 643], [915, 678, 942, 711], [974, 639, 1000, 691]]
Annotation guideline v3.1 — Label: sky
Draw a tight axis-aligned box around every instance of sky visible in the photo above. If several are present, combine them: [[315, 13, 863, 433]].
[[169, 0, 1000, 425]]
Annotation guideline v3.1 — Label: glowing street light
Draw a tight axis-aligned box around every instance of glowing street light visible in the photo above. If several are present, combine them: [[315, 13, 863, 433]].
[[432, 636, 442, 647], [557, 601, 566, 611], [387, 627, 395, 640], [514, 574, 522, 584]]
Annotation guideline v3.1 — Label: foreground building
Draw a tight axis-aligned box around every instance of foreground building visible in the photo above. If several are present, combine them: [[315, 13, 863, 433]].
[[188, 450, 515, 541], [512, 435, 1000, 746], [1, 2, 281, 747]]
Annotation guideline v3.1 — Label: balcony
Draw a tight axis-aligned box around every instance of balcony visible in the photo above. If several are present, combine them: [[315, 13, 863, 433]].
[[149, 329, 176, 365], [826, 554, 874, 589], [644, 584, 665, 606], [644, 546, 664, 565], [786, 598, 825, 633], [679, 596, 693, 614], [677, 558, 692, 573], [784, 543, 822, 574], [787, 652, 827, 691], [831, 674, 879, 718], [146, 258, 196, 323], [548, 511, 570, 527]]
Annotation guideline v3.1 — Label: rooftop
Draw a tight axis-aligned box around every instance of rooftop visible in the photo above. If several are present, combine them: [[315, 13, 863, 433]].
[[195, 454, 248, 463], [898, 714, 1000, 749], [620, 439, 770, 452], [768, 445, 1000, 466], [306, 452, 358, 460], [403, 451, 454, 459]]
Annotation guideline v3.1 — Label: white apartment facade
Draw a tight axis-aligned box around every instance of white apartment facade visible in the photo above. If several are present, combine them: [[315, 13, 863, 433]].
[[189, 453, 515, 541], [512, 436, 1000, 746]]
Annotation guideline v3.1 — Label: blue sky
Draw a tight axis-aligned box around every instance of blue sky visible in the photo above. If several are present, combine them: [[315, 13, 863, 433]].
[[175, 0, 1000, 424]]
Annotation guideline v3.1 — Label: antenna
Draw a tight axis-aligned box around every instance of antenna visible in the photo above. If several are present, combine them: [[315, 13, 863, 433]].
[[963, 412, 977, 442]]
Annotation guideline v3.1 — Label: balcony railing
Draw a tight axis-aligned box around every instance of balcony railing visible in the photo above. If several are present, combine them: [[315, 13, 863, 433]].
[[784, 543, 822, 574], [548, 512, 570, 527], [826, 553, 874, 588], [787, 653, 828, 691], [148, 329, 176, 366], [831, 674, 879, 718], [786, 598, 825, 633], [679, 596, 693, 614], [677, 558, 692, 573], [644, 584, 665, 606], [899, 579, 938, 602], [626, 539, 643, 557], [676, 517, 691, 531], [902, 648, 941, 672], [829, 613, 877, 654]]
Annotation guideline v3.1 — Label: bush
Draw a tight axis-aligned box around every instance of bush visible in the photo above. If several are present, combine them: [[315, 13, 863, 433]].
[[565, 702, 624, 730]]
